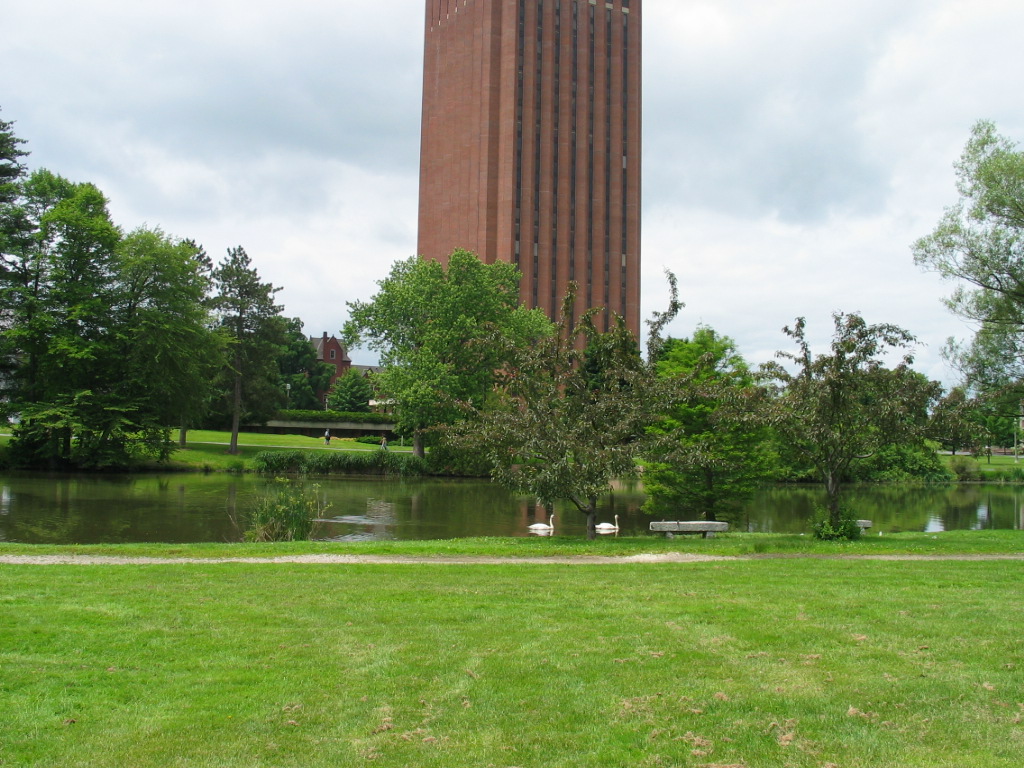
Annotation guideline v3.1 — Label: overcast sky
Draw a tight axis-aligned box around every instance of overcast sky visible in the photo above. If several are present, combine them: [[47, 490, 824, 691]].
[[5, 0, 1024, 384]]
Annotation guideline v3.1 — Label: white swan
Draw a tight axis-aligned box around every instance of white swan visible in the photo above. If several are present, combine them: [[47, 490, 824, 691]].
[[595, 514, 619, 533], [528, 514, 555, 532]]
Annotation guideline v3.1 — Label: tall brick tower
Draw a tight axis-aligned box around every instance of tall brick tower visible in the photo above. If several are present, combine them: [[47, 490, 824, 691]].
[[417, 0, 641, 335]]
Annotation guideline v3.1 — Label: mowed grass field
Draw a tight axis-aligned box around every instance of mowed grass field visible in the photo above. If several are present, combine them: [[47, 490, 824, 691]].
[[0, 429, 412, 472], [2, 557, 1022, 767], [167, 430, 412, 472]]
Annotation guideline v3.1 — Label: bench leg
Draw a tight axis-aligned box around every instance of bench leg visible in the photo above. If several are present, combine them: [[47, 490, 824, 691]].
[[702, 532, 715, 539]]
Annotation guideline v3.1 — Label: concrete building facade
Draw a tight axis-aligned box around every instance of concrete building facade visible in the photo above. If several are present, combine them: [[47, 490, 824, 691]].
[[417, 0, 641, 334]]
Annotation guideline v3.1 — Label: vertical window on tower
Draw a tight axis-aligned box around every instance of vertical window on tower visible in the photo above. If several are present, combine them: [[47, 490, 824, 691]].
[[621, 12, 629, 317], [604, 8, 612, 323], [587, 3, 595, 285], [552, 0, 562, 316], [513, 0, 526, 267], [569, 0, 579, 282], [532, 1, 544, 309]]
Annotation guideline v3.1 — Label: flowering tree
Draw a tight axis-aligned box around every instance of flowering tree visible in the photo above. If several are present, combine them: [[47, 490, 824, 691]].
[[760, 313, 941, 533], [447, 276, 684, 538]]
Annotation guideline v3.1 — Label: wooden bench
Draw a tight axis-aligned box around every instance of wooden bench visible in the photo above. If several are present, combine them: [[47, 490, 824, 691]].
[[650, 521, 730, 539], [857, 520, 873, 532]]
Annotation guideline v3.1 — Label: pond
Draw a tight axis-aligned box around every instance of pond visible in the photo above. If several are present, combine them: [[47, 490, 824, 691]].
[[0, 472, 1022, 545]]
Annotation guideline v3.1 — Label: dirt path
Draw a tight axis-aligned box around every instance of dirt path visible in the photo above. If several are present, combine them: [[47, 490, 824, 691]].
[[1, 553, 1021, 566]]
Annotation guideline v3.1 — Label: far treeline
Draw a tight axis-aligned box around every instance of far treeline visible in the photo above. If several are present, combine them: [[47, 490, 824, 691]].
[[4, 109, 1024, 538]]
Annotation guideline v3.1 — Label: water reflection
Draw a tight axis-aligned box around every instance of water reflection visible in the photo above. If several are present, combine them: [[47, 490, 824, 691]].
[[0, 472, 1021, 544]]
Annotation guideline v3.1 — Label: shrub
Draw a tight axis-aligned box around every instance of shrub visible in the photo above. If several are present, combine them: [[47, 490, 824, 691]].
[[948, 455, 981, 482], [244, 479, 327, 542], [811, 506, 863, 541]]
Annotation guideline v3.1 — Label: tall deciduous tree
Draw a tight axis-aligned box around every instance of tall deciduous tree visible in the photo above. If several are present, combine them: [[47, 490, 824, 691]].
[[4, 170, 122, 466], [211, 247, 286, 454], [446, 277, 684, 538], [343, 250, 551, 457], [914, 120, 1024, 388], [113, 228, 225, 449], [759, 313, 941, 531], [3, 171, 224, 466], [643, 326, 772, 522]]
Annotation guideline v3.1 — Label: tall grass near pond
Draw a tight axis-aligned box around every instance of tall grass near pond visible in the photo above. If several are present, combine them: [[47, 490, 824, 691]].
[[252, 448, 428, 476], [243, 479, 327, 542], [2, 558, 1021, 767]]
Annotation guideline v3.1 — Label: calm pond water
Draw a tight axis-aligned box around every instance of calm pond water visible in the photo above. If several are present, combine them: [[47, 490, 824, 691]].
[[0, 472, 1022, 544]]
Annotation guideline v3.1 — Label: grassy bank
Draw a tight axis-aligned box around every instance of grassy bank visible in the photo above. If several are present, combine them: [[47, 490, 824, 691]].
[[942, 451, 1024, 481], [0, 429, 410, 473], [0, 529, 1021, 559], [2, 557, 1021, 767], [167, 430, 412, 472]]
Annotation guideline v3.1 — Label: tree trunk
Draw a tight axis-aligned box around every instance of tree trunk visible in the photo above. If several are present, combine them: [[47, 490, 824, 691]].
[[824, 471, 842, 524], [704, 468, 718, 522], [178, 425, 187, 448], [413, 431, 425, 459], [585, 496, 598, 540], [228, 369, 242, 455]]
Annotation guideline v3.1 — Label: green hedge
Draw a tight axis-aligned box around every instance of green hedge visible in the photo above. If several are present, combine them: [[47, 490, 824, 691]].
[[274, 409, 395, 425], [252, 449, 428, 477]]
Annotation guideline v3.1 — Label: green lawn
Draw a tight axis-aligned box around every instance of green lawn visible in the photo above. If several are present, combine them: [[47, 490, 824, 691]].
[[182, 430, 408, 451], [0, 529, 1022, 559], [2, 557, 1021, 767], [943, 451, 1024, 479], [165, 430, 412, 472], [0, 429, 411, 473], [976, 454, 1024, 474]]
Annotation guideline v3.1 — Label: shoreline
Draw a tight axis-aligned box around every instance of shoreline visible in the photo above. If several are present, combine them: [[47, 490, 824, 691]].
[[2, 552, 1021, 565]]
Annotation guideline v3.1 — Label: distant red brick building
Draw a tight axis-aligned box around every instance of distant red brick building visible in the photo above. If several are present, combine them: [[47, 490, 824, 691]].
[[309, 333, 382, 408], [310, 333, 352, 399]]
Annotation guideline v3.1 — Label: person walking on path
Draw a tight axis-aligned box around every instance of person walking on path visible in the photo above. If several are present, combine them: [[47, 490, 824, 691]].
[[380, 435, 388, 451], [324, 429, 331, 445]]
